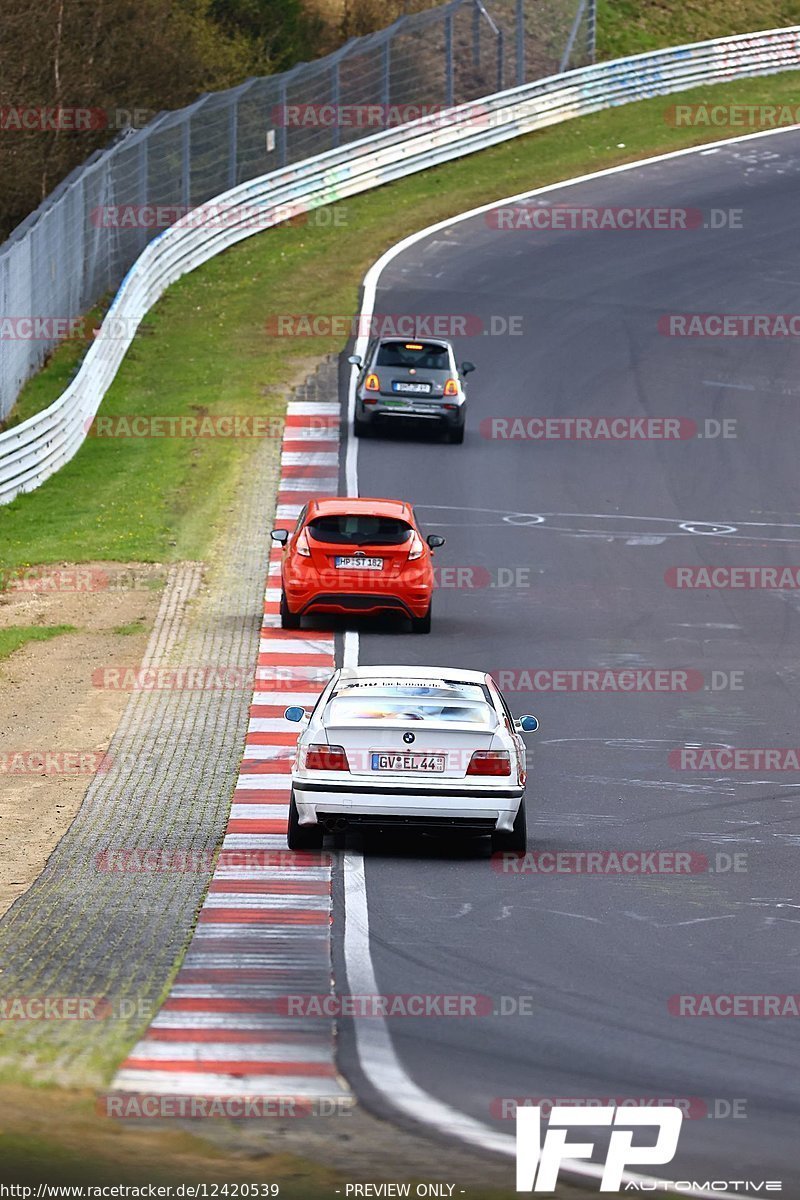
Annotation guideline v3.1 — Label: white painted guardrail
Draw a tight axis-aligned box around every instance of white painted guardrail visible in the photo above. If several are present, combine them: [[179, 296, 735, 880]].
[[2, 25, 799, 504]]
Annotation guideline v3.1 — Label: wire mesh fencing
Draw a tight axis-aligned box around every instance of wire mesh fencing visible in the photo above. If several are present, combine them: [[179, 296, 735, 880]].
[[0, 0, 593, 422]]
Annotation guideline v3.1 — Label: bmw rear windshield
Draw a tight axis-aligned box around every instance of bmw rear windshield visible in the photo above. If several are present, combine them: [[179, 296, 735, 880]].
[[375, 341, 450, 370], [307, 514, 413, 546], [326, 682, 496, 725]]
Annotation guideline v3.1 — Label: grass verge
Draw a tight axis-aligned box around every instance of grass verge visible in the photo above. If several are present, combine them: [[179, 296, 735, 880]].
[[0, 625, 76, 660], [1, 70, 799, 573]]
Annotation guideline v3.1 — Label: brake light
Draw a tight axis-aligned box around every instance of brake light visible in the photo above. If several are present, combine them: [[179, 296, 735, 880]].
[[296, 529, 311, 557], [444, 378, 459, 396], [407, 533, 425, 560], [305, 744, 349, 771], [466, 750, 511, 776], [364, 374, 379, 391]]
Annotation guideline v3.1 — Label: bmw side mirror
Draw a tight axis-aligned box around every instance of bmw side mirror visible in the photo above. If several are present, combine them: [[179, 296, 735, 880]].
[[516, 714, 539, 733], [426, 534, 446, 549], [347, 354, 362, 367], [271, 529, 289, 544], [284, 706, 307, 723], [461, 361, 475, 375]]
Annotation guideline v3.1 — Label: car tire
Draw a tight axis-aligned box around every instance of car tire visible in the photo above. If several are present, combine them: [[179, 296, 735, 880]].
[[410, 603, 432, 634], [491, 801, 527, 853], [287, 791, 324, 850], [354, 414, 373, 438], [447, 422, 465, 444], [280, 590, 301, 630]]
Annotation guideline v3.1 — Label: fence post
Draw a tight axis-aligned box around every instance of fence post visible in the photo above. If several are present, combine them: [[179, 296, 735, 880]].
[[587, 0, 597, 62], [331, 60, 341, 150], [382, 37, 391, 109], [445, 11, 454, 107], [472, 1, 481, 68], [138, 136, 149, 254], [181, 116, 191, 209], [228, 96, 238, 190], [496, 25, 505, 91], [516, 0, 525, 85], [277, 81, 288, 168]]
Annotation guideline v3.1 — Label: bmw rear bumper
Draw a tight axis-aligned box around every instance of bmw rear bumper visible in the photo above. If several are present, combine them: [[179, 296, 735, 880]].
[[293, 779, 524, 832]]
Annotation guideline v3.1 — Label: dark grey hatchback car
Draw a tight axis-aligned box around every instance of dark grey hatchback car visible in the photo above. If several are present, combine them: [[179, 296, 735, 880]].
[[348, 337, 475, 443]]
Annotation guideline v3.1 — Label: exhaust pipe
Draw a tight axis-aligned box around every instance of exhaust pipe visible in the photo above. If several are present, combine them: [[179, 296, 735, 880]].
[[322, 816, 348, 832]]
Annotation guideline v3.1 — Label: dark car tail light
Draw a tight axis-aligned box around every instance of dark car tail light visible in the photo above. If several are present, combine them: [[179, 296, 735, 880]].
[[466, 750, 511, 776], [444, 378, 459, 396], [364, 374, 379, 391], [305, 744, 349, 771]]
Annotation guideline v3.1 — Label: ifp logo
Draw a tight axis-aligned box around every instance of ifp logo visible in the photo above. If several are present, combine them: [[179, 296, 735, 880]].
[[516, 1104, 683, 1192]]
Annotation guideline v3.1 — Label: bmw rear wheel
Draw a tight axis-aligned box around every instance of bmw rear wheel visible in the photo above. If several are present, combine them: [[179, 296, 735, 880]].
[[287, 791, 324, 850], [491, 801, 527, 853]]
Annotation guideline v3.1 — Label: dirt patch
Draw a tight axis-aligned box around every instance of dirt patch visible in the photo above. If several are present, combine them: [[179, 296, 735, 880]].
[[0, 1082, 593, 1196], [0, 564, 167, 917]]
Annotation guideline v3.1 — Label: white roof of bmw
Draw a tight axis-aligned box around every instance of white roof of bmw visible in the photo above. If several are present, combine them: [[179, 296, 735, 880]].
[[337, 665, 488, 684]]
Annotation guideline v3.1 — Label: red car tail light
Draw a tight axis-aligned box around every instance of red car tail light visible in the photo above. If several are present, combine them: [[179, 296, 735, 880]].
[[444, 378, 459, 396], [466, 750, 511, 776], [364, 374, 380, 391], [407, 532, 425, 561], [295, 529, 311, 557], [305, 744, 349, 771]]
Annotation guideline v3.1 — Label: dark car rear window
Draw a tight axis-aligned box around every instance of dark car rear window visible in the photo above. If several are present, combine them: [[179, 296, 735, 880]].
[[307, 515, 413, 546], [375, 341, 450, 370]]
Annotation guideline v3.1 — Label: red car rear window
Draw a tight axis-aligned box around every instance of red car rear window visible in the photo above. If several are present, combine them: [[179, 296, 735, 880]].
[[307, 515, 413, 546]]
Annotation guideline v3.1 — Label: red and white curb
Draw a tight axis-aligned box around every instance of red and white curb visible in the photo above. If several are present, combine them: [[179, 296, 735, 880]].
[[112, 399, 350, 1104]]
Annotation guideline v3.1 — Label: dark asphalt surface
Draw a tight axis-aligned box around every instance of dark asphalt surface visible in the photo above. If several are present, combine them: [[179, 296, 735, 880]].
[[333, 130, 800, 1190]]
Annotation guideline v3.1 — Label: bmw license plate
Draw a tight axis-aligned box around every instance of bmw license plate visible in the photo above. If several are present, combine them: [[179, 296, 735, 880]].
[[335, 556, 383, 569], [393, 381, 431, 394], [371, 753, 446, 772]]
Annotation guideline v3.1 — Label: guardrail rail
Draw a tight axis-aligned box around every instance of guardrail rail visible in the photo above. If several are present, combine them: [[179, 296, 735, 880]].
[[2, 26, 799, 503]]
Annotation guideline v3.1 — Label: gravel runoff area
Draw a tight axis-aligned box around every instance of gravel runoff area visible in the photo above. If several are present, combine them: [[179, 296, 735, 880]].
[[0, 367, 342, 1084]]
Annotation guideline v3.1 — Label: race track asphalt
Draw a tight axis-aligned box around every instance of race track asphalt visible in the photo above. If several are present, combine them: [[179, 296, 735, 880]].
[[332, 128, 800, 1190]]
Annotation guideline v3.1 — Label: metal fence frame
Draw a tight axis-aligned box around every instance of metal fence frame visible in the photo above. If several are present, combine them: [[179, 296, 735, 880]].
[[0, 0, 594, 424], [1, 25, 799, 503]]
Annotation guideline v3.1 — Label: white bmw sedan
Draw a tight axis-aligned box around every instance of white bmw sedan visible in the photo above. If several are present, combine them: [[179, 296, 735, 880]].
[[284, 665, 538, 851]]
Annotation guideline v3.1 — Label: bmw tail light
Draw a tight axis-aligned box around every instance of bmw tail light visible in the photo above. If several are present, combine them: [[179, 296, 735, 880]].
[[407, 533, 424, 560], [467, 750, 511, 776], [365, 374, 379, 391], [305, 744, 349, 771], [444, 378, 459, 396], [296, 529, 311, 557]]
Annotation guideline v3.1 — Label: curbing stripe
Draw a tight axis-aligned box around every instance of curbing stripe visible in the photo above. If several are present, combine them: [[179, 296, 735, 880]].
[[112, 401, 346, 1102]]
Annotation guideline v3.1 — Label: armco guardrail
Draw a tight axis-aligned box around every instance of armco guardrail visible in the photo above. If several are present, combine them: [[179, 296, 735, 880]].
[[2, 26, 799, 504]]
